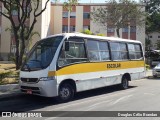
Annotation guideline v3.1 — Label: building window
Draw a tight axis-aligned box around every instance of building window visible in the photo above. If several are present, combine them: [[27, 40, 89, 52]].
[[150, 36, 152, 38], [83, 12, 90, 19], [83, 26, 90, 30], [62, 26, 75, 32], [107, 28, 114, 33], [158, 36, 160, 38], [63, 12, 68, 18], [70, 26, 75, 32], [11, 10, 18, 16], [62, 25, 68, 33], [130, 26, 136, 32], [70, 12, 76, 18], [122, 27, 129, 32]]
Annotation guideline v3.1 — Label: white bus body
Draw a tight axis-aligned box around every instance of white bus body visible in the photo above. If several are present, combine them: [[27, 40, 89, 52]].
[[19, 33, 145, 102]]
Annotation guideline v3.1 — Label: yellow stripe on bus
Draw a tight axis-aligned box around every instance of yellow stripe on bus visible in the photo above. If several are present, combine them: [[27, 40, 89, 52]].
[[48, 61, 145, 77]]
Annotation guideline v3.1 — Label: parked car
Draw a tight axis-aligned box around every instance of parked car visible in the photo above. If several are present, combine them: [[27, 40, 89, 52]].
[[151, 58, 160, 67], [153, 63, 160, 78]]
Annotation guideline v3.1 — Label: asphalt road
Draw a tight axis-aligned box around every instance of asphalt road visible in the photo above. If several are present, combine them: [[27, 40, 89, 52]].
[[1, 77, 160, 120]]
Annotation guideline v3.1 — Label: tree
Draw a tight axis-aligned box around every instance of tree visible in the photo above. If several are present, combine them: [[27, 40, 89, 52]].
[[63, 0, 78, 33], [0, 0, 50, 70], [144, 0, 160, 33], [91, 0, 145, 37], [157, 40, 160, 50]]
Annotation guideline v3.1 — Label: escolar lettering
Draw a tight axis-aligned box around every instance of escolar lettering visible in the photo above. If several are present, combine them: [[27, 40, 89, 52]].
[[107, 63, 121, 68]]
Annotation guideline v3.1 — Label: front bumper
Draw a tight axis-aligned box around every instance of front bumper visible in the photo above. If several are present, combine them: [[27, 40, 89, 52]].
[[19, 79, 58, 97]]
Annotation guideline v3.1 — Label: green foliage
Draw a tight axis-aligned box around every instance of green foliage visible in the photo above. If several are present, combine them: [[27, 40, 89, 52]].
[[145, 0, 160, 33], [145, 64, 150, 70], [145, 38, 152, 51], [81, 29, 93, 35], [0, 71, 12, 81], [81, 29, 105, 36], [97, 33, 105, 36], [156, 40, 160, 50], [63, 0, 78, 12]]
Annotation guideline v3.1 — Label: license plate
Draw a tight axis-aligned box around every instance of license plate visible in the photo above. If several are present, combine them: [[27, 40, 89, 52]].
[[26, 89, 32, 94]]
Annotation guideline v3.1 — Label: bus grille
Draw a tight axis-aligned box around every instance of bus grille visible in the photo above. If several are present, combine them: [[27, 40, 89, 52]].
[[21, 86, 40, 94], [21, 78, 39, 83]]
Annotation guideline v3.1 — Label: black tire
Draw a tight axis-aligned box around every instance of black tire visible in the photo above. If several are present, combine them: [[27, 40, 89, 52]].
[[57, 83, 74, 103], [119, 77, 129, 89]]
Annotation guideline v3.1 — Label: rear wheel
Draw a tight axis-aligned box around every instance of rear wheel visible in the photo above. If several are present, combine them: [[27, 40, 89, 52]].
[[57, 83, 74, 102], [119, 77, 129, 89]]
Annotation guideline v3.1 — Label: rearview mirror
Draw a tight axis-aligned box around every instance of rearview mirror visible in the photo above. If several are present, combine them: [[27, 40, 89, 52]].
[[65, 41, 69, 51]]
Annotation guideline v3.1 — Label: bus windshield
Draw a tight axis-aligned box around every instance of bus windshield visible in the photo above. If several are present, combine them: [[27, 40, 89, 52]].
[[21, 36, 63, 71]]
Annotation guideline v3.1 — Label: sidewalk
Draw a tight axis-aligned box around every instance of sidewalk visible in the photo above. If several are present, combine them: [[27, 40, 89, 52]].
[[0, 84, 21, 100], [146, 70, 152, 77]]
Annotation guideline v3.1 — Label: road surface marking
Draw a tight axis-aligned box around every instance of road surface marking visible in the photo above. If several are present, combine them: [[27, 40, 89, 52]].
[[85, 100, 112, 111], [110, 95, 133, 105], [144, 93, 155, 96]]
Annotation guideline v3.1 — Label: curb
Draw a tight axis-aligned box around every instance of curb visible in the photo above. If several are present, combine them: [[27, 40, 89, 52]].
[[0, 90, 22, 100], [0, 84, 20, 92], [0, 84, 22, 100]]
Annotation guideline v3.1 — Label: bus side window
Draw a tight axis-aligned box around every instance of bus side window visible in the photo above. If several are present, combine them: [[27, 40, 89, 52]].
[[58, 37, 87, 67], [128, 43, 143, 60], [128, 44, 136, 59], [134, 44, 143, 59], [87, 40, 110, 61], [119, 43, 128, 60], [110, 42, 121, 60]]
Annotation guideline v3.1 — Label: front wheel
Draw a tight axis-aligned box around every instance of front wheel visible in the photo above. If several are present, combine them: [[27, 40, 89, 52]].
[[119, 77, 129, 89], [57, 83, 74, 103]]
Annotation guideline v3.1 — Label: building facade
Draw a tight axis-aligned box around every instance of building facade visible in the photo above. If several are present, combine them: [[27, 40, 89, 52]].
[[50, 3, 145, 48], [146, 32, 160, 50], [0, 2, 145, 61]]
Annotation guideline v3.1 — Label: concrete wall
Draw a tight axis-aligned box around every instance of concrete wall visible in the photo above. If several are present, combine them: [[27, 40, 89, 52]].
[[147, 32, 160, 49], [76, 6, 83, 32], [53, 6, 62, 34], [41, 0, 51, 38], [0, 6, 11, 60]]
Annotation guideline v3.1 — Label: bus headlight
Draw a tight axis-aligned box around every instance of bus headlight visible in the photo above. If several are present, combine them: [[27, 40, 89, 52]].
[[39, 77, 55, 81]]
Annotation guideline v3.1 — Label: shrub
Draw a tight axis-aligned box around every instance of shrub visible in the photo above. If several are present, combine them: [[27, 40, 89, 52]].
[[145, 64, 150, 70], [0, 71, 12, 82]]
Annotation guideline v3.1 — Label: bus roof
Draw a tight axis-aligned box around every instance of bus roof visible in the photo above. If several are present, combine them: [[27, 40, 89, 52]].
[[48, 33, 142, 44]]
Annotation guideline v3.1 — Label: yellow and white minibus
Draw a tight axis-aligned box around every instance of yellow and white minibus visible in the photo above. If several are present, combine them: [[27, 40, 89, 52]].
[[19, 33, 145, 102]]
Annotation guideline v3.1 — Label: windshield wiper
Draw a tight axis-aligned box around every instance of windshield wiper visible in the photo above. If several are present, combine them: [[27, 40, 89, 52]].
[[24, 63, 31, 72]]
